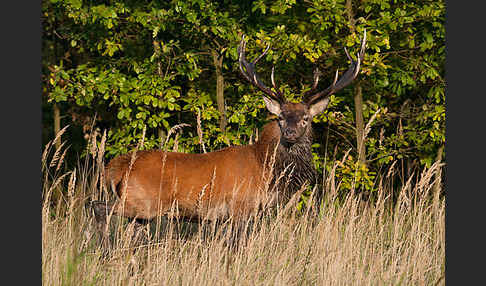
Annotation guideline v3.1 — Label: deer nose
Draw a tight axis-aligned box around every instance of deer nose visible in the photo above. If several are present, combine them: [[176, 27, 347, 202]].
[[284, 129, 297, 138]]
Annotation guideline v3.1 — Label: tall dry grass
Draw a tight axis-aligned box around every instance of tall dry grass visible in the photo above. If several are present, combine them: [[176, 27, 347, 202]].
[[41, 128, 445, 286]]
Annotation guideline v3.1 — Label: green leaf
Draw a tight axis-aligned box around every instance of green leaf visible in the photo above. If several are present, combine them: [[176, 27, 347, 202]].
[[117, 109, 124, 120]]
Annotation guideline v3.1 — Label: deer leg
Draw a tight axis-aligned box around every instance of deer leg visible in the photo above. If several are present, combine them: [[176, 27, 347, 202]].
[[129, 218, 151, 246], [223, 217, 254, 251], [88, 200, 117, 251]]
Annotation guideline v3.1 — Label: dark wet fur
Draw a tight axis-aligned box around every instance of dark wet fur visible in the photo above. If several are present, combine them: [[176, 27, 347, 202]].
[[273, 126, 317, 202]]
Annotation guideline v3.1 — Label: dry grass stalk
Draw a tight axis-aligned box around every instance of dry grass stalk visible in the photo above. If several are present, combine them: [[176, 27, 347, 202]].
[[164, 123, 191, 148], [42, 125, 69, 171], [42, 130, 445, 286], [363, 108, 381, 140], [196, 108, 207, 153], [55, 146, 69, 173], [50, 141, 67, 168]]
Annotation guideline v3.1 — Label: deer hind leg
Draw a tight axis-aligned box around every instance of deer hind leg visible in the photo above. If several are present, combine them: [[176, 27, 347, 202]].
[[89, 200, 151, 249], [214, 217, 254, 251], [88, 200, 117, 252], [128, 218, 151, 247]]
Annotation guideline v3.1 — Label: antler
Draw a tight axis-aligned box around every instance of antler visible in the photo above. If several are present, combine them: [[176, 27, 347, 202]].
[[238, 35, 285, 103], [306, 29, 367, 106], [303, 67, 322, 97]]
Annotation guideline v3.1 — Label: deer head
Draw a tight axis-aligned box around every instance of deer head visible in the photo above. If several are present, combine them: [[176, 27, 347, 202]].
[[238, 31, 366, 145]]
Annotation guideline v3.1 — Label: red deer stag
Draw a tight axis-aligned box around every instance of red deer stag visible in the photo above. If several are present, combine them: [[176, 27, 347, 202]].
[[89, 31, 366, 235]]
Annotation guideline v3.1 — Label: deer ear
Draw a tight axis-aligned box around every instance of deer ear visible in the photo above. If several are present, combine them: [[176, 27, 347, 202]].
[[262, 96, 281, 116], [308, 97, 330, 117]]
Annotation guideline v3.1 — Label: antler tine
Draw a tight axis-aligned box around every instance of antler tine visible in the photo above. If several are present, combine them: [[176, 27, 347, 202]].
[[331, 69, 339, 87], [238, 35, 284, 103], [306, 29, 367, 106], [312, 68, 321, 89], [304, 67, 321, 96], [271, 66, 283, 97], [238, 35, 253, 83], [253, 44, 270, 65], [360, 28, 367, 56]]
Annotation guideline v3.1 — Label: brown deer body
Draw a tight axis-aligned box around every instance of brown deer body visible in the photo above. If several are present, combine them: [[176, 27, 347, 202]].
[[102, 121, 279, 221], [90, 31, 366, 229]]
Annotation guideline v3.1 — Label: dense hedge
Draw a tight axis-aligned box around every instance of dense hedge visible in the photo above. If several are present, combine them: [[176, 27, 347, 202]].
[[42, 0, 445, 193]]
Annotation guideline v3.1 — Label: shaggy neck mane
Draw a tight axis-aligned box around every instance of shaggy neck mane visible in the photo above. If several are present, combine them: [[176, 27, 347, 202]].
[[255, 121, 317, 201]]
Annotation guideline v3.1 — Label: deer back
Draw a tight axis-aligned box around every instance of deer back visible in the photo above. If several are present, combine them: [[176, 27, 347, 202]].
[[105, 129, 279, 220]]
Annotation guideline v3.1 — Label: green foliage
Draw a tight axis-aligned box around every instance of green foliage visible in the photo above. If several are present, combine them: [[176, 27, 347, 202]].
[[334, 155, 377, 193], [42, 0, 445, 193]]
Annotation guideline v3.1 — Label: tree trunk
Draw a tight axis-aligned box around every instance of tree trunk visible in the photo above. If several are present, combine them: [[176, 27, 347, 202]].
[[354, 83, 366, 165], [211, 49, 227, 132], [345, 0, 357, 32], [345, 0, 366, 166], [53, 103, 61, 149], [153, 40, 168, 149], [433, 145, 444, 194]]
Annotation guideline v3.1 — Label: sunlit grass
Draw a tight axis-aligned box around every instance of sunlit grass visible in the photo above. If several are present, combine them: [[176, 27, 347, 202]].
[[41, 129, 445, 285]]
